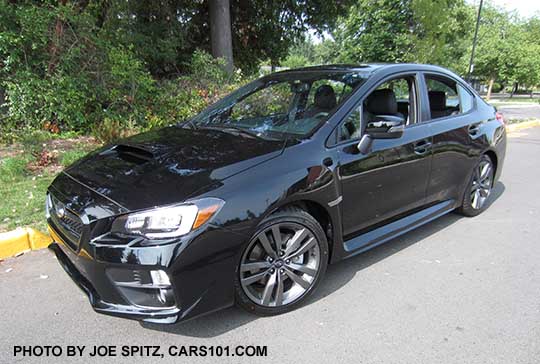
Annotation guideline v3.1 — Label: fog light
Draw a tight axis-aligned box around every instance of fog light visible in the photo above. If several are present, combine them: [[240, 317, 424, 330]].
[[158, 289, 169, 304], [150, 270, 170, 286]]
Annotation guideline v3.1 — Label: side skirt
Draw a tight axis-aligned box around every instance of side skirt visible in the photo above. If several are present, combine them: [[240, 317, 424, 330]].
[[342, 200, 455, 259]]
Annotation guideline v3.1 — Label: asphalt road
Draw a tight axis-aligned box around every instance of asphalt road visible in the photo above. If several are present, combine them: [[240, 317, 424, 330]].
[[496, 102, 540, 121], [1, 128, 539, 364]]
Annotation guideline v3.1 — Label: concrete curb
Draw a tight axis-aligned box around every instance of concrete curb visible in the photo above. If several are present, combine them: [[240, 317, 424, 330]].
[[0, 228, 52, 259], [506, 119, 540, 133]]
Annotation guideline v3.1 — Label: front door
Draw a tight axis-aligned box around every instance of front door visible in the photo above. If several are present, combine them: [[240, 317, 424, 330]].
[[336, 74, 433, 237]]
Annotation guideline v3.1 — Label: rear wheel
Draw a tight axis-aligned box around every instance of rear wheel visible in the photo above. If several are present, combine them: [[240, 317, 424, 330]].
[[235, 208, 328, 316], [458, 154, 495, 217]]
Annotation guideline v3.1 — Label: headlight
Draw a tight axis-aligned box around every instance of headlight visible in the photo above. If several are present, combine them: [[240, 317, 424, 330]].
[[111, 198, 224, 239]]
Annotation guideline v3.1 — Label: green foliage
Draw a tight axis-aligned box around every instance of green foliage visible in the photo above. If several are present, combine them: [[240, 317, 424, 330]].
[[143, 51, 244, 130], [281, 38, 318, 68], [91, 117, 137, 144], [1, 0, 540, 145], [60, 149, 88, 167], [411, 0, 474, 72], [0, 1, 157, 140], [334, 0, 416, 63], [0, 2, 248, 143], [0, 172, 54, 232], [228, 0, 353, 73], [469, 4, 540, 92], [19, 130, 56, 155], [283, 0, 540, 92], [282, 54, 312, 69], [0, 157, 29, 182], [329, 0, 473, 70], [189, 50, 231, 85]]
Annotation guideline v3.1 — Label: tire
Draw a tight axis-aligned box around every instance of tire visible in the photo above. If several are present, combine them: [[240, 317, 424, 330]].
[[234, 207, 329, 316], [457, 154, 495, 217]]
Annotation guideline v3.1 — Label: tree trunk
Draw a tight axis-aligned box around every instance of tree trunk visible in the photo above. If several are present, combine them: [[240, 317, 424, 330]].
[[209, 0, 234, 74], [486, 78, 494, 101], [510, 82, 518, 98]]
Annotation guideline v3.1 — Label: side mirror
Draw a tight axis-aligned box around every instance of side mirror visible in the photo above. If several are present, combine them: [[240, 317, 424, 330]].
[[357, 115, 405, 154], [365, 115, 405, 139]]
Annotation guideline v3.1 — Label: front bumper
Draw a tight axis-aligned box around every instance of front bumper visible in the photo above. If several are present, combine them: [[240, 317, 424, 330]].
[[48, 217, 246, 324], [49, 242, 180, 323]]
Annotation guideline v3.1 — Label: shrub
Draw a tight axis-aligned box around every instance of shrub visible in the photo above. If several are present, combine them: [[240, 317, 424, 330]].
[[189, 50, 232, 86], [92, 117, 139, 144], [281, 54, 311, 69], [0, 2, 155, 142], [0, 0, 244, 143], [144, 51, 244, 130]]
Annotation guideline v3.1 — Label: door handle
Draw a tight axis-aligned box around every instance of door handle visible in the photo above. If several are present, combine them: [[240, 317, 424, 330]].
[[414, 140, 432, 155], [468, 123, 481, 137]]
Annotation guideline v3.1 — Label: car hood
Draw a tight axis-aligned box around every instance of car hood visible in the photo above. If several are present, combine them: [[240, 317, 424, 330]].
[[61, 126, 285, 211]]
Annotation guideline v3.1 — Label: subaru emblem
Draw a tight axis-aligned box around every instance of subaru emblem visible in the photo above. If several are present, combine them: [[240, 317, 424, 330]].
[[55, 203, 66, 219]]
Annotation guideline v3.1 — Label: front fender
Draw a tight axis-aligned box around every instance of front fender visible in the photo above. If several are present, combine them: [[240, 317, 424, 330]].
[[197, 140, 345, 262]]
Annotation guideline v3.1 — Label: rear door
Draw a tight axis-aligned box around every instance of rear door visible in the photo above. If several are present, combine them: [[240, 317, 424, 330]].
[[335, 73, 434, 237], [421, 73, 486, 205]]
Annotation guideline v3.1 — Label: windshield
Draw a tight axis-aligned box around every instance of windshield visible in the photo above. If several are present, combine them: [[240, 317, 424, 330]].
[[186, 70, 368, 140]]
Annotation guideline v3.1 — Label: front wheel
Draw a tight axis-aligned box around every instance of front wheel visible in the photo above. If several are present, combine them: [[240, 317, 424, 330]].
[[234, 208, 328, 316], [458, 154, 495, 217]]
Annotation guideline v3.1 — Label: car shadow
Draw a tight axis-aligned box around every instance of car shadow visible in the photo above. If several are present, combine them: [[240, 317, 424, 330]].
[[141, 181, 505, 338]]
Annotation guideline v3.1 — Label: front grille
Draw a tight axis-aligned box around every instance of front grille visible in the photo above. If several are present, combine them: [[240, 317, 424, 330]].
[[58, 211, 84, 238], [49, 194, 84, 249]]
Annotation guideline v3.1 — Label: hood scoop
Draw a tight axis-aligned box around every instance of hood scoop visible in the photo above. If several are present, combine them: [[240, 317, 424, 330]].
[[104, 144, 155, 165]]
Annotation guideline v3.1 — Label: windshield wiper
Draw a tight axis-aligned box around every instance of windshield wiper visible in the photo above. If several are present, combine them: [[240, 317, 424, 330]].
[[201, 125, 264, 139], [176, 119, 197, 130]]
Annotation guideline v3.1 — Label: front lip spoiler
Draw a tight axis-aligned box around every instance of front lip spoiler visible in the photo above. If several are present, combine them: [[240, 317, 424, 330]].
[[48, 243, 181, 324]]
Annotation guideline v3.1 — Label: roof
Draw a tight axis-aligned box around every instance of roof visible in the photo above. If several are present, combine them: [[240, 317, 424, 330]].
[[275, 63, 455, 76]]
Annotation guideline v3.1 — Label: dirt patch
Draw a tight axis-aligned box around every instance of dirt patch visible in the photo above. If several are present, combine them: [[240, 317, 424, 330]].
[[0, 144, 25, 159], [30, 136, 101, 174], [46, 136, 99, 151], [1, 135, 102, 175]]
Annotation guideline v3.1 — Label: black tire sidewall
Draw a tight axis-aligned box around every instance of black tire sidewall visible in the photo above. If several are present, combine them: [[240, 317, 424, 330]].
[[459, 155, 494, 217], [234, 208, 329, 316]]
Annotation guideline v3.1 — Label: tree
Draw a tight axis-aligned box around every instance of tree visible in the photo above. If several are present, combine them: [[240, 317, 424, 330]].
[[228, 0, 353, 73], [469, 4, 513, 99], [411, 0, 474, 72], [470, 5, 540, 98], [209, 0, 233, 73], [329, 0, 473, 72], [332, 0, 416, 63], [501, 26, 540, 97], [81, 0, 352, 75]]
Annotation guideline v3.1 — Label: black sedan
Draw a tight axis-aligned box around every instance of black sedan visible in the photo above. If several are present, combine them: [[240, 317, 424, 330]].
[[47, 64, 506, 323]]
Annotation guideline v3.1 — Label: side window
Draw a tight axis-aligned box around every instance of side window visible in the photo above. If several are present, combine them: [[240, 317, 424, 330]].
[[333, 75, 415, 144], [363, 76, 416, 126], [425, 75, 467, 119], [457, 84, 474, 113]]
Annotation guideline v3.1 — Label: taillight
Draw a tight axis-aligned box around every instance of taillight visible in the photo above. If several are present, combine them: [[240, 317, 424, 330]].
[[496, 111, 505, 125]]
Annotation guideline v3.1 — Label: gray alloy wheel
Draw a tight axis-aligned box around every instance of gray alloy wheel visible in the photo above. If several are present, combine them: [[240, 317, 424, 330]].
[[458, 154, 496, 217], [239, 222, 321, 307], [470, 158, 494, 210]]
